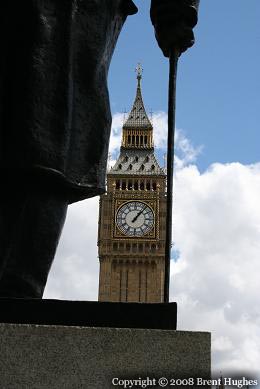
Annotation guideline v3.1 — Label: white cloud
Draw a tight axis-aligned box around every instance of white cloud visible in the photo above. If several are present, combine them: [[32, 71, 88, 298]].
[[44, 197, 100, 301], [171, 162, 260, 377], [212, 336, 233, 352], [45, 120, 260, 380], [109, 113, 125, 155]]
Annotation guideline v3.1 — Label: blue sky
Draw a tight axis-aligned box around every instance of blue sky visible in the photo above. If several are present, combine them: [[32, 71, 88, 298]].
[[109, 0, 260, 172]]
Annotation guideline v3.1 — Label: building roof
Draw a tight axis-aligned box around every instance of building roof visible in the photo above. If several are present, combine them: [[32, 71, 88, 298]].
[[110, 149, 165, 176]]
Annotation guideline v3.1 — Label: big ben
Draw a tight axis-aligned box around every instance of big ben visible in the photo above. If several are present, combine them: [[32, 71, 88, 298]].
[[98, 65, 166, 303]]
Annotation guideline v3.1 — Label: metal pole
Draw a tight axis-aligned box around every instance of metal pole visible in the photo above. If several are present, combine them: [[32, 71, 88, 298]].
[[164, 48, 179, 303]]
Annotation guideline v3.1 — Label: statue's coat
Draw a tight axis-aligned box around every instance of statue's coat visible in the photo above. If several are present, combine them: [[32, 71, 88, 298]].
[[0, 0, 137, 202]]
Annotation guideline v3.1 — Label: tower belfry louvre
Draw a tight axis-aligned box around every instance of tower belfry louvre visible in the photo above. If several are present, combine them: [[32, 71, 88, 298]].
[[98, 65, 167, 303]]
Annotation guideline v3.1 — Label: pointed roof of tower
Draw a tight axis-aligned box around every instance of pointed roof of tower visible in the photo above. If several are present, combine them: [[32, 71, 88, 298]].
[[123, 64, 152, 129], [108, 65, 165, 177], [111, 149, 165, 175]]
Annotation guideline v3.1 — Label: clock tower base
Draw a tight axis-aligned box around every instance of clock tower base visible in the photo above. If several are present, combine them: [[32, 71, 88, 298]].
[[99, 257, 165, 303]]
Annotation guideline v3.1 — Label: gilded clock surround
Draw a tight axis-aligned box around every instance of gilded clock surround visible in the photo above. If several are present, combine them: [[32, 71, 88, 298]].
[[98, 66, 167, 303], [114, 199, 157, 239]]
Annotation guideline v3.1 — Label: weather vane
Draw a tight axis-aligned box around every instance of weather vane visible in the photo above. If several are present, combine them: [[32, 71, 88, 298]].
[[135, 63, 143, 81]]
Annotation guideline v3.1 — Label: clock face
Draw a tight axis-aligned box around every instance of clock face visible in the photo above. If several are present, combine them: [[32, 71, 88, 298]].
[[116, 201, 154, 237]]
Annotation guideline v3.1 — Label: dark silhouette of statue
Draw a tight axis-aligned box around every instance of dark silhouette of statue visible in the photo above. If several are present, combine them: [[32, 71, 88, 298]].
[[0, 0, 199, 298]]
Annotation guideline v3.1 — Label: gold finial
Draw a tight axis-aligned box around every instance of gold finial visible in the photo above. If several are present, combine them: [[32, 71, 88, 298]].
[[135, 63, 143, 86]]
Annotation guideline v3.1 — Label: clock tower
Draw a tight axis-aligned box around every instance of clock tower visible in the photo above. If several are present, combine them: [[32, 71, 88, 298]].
[[98, 65, 167, 303]]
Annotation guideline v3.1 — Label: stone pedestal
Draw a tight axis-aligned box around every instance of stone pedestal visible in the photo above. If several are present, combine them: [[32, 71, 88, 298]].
[[0, 324, 211, 389]]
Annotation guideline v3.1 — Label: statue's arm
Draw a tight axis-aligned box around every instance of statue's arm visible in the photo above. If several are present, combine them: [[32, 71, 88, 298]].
[[150, 0, 200, 56]]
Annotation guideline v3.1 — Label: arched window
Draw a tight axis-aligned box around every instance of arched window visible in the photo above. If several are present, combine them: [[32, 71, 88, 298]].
[[135, 156, 139, 162], [152, 182, 156, 191], [146, 181, 151, 190], [125, 155, 129, 162], [151, 164, 155, 171], [118, 164, 122, 170], [116, 180, 120, 189], [145, 156, 149, 162], [122, 181, 126, 190], [140, 164, 145, 171], [151, 243, 156, 252], [128, 180, 132, 190], [134, 181, 138, 190], [140, 181, 144, 190], [129, 164, 133, 170]]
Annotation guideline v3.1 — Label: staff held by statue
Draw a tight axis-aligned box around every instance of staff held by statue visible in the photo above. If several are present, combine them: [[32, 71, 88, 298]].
[[150, 0, 200, 302]]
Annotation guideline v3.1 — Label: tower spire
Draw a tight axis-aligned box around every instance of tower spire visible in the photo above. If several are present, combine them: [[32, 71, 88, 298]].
[[135, 63, 143, 87], [121, 64, 153, 149]]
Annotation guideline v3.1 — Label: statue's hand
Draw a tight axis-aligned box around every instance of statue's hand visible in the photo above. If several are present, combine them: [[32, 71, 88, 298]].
[[150, 0, 200, 57]]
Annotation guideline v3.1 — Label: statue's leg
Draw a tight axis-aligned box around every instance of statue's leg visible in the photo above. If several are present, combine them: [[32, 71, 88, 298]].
[[0, 188, 68, 298], [0, 188, 28, 279]]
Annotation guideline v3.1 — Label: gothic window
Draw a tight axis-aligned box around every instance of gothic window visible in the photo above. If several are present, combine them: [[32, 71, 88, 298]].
[[118, 164, 122, 170], [144, 135, 148, 145], [140, 135, 143, 145], [146, 181, 151, 190], [136, 135, 139, 145], [116, 180, 120, 189], [135, 156, 139, 162], [145, 156, 149, 162], [152, 182, 156, 191], [122, 181, 126, 190], [128, 180, 133, 190], [125, 155, 129, 162], [129, 164, 133, 171], [140, 181, 144, 190], [140, 164, 145, 171], [151, 164, 155, 171], [134, 181, 138, 190], [128, 135, 131, 144]]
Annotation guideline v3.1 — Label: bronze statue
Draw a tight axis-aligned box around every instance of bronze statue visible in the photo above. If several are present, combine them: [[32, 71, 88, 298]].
[[0, 0, 199, 298]]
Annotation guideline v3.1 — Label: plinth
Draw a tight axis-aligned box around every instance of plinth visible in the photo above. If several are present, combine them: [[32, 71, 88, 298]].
[[0, 299, 211, 388]]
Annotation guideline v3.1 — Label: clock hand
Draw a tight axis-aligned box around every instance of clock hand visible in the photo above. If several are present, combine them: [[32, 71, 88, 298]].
[[131, 207, 147, 223], [131, 210, 142, 223]]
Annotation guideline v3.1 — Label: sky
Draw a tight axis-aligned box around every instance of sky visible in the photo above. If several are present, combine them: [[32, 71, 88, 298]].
[[44, 0, 260, 383]]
